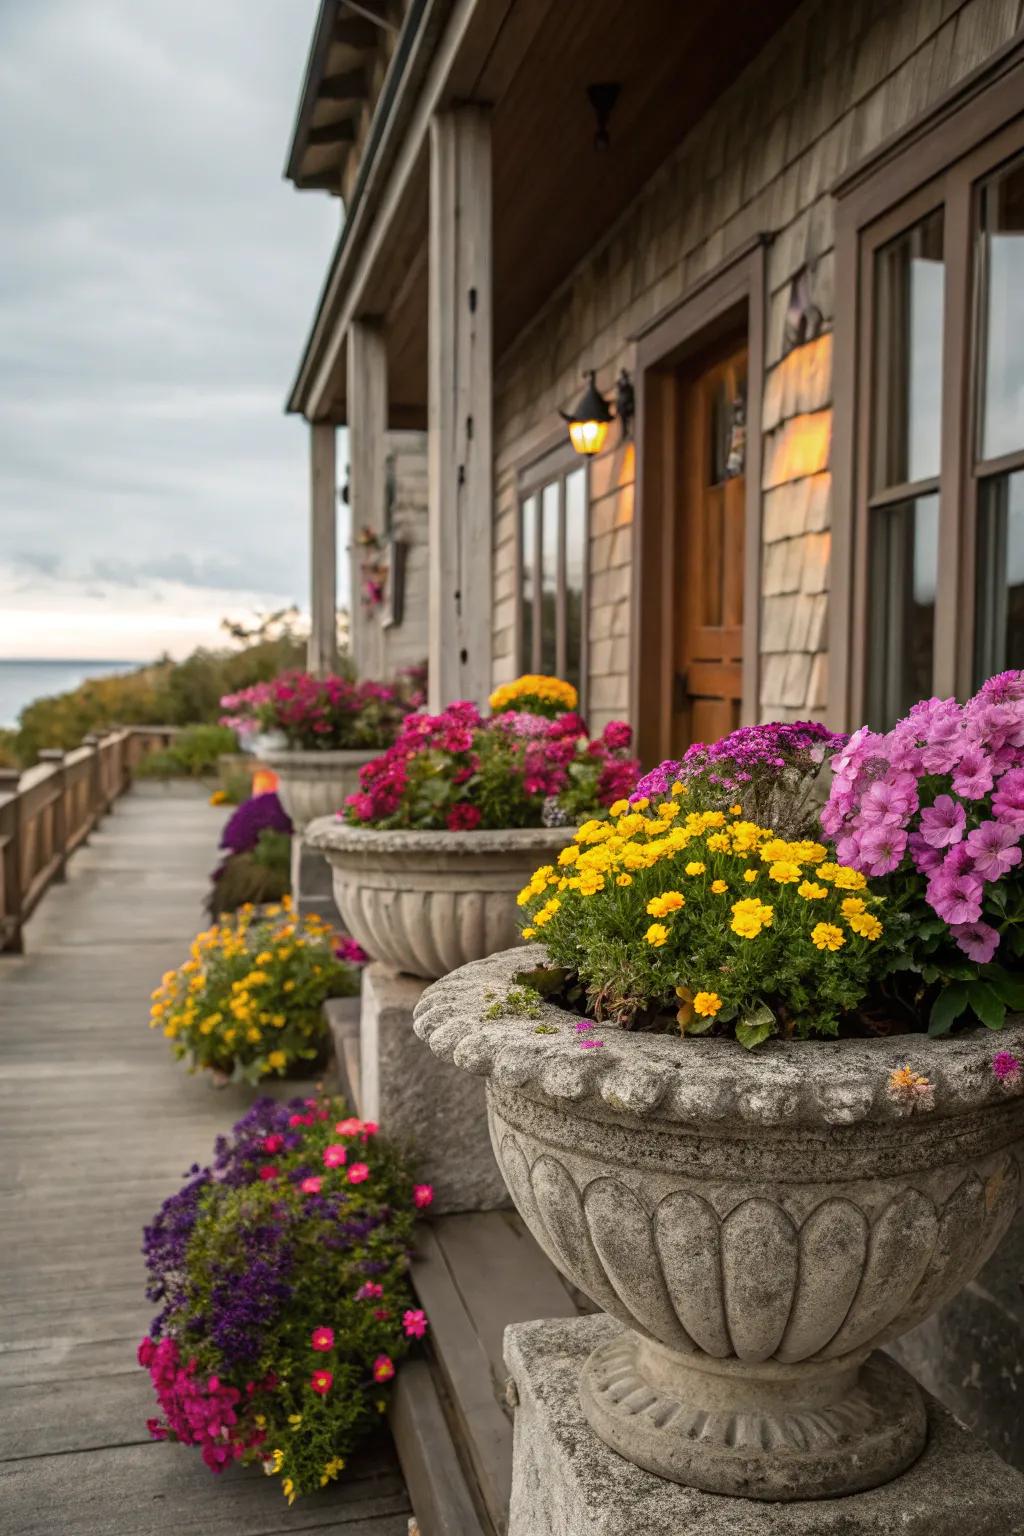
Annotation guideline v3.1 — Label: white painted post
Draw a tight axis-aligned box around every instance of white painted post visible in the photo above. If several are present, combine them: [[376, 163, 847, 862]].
[[427, 106, 493, 711], [307, 420, 338, 678], [346, 319, 388, 680]]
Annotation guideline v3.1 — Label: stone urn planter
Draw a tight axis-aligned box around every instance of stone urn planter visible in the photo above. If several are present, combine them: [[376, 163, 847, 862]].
[[260, 748, 379, 831], [304, 823, 573, 980], [414, 945, 1024, 1502]]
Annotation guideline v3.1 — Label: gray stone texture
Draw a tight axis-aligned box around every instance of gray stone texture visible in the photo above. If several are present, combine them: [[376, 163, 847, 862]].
[[290, 833, 338, 923], [363, 962, 509, 1214], [505, 1315, 1024, 1536], [262, 747, 379, 830]]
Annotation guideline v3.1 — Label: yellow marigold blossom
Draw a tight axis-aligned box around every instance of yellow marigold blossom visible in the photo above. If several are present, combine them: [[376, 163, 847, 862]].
[[768, 860, 802, 884], [706, 832, 731, 853], [645, 922, 669, 947], [743, 868, 759, 883], [811, 922, 845, 952], [818, 862, 839, 881], [730, 897, 773, 939], [703, 810, 727, 828], [840, 896, 867, 918], [271, 1448, 285, 1472], [283, 979, 295, 992], [646, 890, 685, 917], [609, 799, 630, 817], [793, 840, 828, 864], [558, 844, 580, 866], [533, 898, 560, 927], [684, 861, 706, 876], [710, 879, 728, 894], [759, 838, 792, 863], [615, 813, 648, 838], [489, 673, 577, 713], [798, 880, 828, 900], [657, 801, 679, 820], [616, 873, 633, 887], [693, 990, 723, 1017], [848, 912, 883, 940], [516, 885, 534, 907], [522, 926, 537, 939], [833, 866, 867, 891], [729, 803, 743, 816], [633, 797, 650, 811], [578, 870, 605, 896], [671, 781, 685, 796], [267, 1050, 287, 1070]]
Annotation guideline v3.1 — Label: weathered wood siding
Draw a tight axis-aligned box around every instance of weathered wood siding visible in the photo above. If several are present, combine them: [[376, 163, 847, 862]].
[[491, 0, 1024, 731]]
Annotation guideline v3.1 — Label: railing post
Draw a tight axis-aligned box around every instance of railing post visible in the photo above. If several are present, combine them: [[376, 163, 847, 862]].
[[37, 749, 68, 882], [81, 733, 103, 829], [0, 768, 24, 953]]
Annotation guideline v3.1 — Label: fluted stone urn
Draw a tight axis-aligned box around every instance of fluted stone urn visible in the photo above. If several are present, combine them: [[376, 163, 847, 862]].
[[304, 824, 574, 980], [261, 749, 379, 831], [414, 946, 1024, 1501]]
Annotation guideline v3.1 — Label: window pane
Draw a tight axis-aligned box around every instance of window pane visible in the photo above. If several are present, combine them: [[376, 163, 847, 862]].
[[867, 494, 938, 729], [978, 157, 1024, 462], [974, 470, 1024, 683], [564, 467, 586, 697], [872, 211, 944, 490], [520, 494, 536, 671], [540, 482, 559, 676]]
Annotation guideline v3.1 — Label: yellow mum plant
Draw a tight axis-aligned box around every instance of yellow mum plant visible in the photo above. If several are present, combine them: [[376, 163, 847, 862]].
[[517, 797, 885, 1048], [149, 898, 358, 1083], [488, 674, 578, 719]]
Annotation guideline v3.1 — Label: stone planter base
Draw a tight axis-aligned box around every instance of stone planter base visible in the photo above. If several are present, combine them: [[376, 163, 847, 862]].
[[362, 962, 509, 1214], [506, 1316, 1024, 1536], [290, 833, 337, 923]]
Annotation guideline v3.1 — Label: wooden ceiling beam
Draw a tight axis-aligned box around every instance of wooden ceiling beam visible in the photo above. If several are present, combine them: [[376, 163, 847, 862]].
[[334, 16, 379, 48], [297, 169, 345, 192], [321, 68, 369, 101], [308, 119, 358, 146]]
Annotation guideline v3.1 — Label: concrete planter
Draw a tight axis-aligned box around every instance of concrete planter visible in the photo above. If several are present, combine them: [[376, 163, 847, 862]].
[[414, 946, 1024, 1503], [304, 823, 574, 980], [261, 748, 379, 831]]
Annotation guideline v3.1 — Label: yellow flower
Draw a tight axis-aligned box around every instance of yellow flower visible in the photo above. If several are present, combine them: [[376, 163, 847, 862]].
[[645, 923, 669, 947], [609, 799, 630, 817], [522, 926, 537, 939], [671, 781, 685, 797], [818, 862, 839, 881], [516, 885, 533, 907], [578, 869, 606, 896], [768, 860, 802, 884], [730, 897, 773, 939], [706, 832, 731, 853], [840, 897, 867, 918], [848, 912, 883, 940], [657, 801, 679, 820], [557, 844, 580, 866], [616, 874, 633, 887], [283, 979, 296, 992], [743, 868, 759, 884], [271, 1448, 285, 1472], [759, 838, 791, 862], [267, 1050, 287, 1070], [833, 866, 867, 890], [729, 803, 743, 816], [646, 890, 684, 917], [811, 922, 845, 952], [693, 990, 723, 1017], [684, 861, 706, 876], [633, 797, 650, 811], [489, 674, 578, 713], [282, 1477, 296, 1505], [287, 1414, 303, 1427], [798, 880, 828, 900], [271, 1012, 286, 1027], [710, 879, 728, 894]]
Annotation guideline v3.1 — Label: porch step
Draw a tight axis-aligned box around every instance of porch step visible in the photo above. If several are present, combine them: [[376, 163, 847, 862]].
[[405, 1210, 591, 1534], [323, 995, 363, 1112]]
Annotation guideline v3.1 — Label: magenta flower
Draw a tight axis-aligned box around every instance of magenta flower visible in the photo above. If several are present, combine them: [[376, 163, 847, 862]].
[[310, 1368, 333, 1395], [311, 1327, 334, 1352], [262, 1133, 284, 1154], [402, 1309, 428, 1340], [347, 1162, 370, 1184], [322, 1144, 347, 1169], [412, 1184, 434, 1209], [257, 1164, 278, 1182], [300, 1175, 323, 1195], [908, 832, 944, 876], [952, 746, 994, 799], [918, 795, 966, 849], [579, 1038, 605, 1049], [356, 1282, 384, 1301], [927, 872, 983, 926], [372, 1354, 395, 1383], [950, 921, 1000, 963], [965, 820, 1023, 882], [857, 824, 907, 875], [992, 1050, 1022, 1083]]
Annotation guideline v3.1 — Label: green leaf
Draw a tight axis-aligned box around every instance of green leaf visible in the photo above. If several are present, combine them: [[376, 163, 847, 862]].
[[968, 982, 1006, 1031], [735, 1018, 774, 1051], [685, 1013, 716, 1035], [985, 966, 1024, 1011], [928, 983, 968, 1036], [513, 965, 572, 997]]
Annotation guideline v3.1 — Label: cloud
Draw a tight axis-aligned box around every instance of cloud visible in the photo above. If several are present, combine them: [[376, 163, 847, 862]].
[[0, 0, 343, 659]]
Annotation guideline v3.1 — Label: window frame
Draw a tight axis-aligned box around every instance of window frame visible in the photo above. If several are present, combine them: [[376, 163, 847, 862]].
[[515, 439, 590, 706], [830, 37, 1024, 729]]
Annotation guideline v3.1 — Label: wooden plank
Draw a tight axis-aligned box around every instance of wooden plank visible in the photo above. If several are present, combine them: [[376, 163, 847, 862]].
[[308, 421, 338, 676], [347, 318, 389, 678], [389, 1359, 486, 1535]]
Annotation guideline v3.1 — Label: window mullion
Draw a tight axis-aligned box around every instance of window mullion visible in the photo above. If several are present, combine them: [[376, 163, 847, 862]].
[[934, 172, 972, 698]]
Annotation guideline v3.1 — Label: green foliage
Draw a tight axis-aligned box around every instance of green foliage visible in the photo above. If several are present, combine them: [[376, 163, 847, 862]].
[[135, 724, 239, 779], [207, 830, 292, 919]]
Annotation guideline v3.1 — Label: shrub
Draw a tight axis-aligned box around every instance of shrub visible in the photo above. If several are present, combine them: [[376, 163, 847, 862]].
[[518, 792, 885, 1047], [220, 670, 421, 752], [139, 1096, 433, 1501], [344, 678, 639, 831], [136, 724, 239, 778], [150, 901, 357, 1083]]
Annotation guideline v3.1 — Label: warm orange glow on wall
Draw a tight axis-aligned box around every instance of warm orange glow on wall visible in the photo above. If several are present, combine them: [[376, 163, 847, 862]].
[[762, 409, 832, 490]]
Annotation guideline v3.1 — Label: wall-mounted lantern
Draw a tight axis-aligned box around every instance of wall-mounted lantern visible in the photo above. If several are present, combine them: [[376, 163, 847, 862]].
[[560, 368, 634, 456]]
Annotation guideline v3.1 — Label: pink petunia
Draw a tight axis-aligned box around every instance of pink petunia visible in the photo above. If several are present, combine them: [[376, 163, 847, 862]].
[[373, 1307, 391, 1321], [412, 1184, 434, 1209], [300, 1175, 323, 1195], [952, 746, 994, 799], [262, 1134, 284, 1153], [403, 1309, 428, 1339], [311, 1327, 335, 1352], [857, 824, 908, 875], [950, 921, 1000, 964], [908, 831, 944, 876], [347, 1162, 370, 1184], [335, 1117, 364, 1136], [918, 795, 966, 849], [373, 1355, 395, 1383], [310, 1368, 333, 1395], [965, 820, 1023, 882], [357, 1282, 384, 1300], [927, 872, 983, 926], [323, 1144, 347, 1168], [258, 1165, 278, 1182]]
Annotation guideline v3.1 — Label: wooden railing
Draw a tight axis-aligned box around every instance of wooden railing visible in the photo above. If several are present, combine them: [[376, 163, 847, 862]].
[[0, 727, 179, 953]]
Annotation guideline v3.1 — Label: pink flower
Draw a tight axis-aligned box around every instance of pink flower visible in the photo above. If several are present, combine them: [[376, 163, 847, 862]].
[[412, 1184, 434, 1209], [992, 769, 1024, 828], [857, 824, 907, 875], [334, 936, 369, 966], [373, 1355, 395, 1382], [357, 1282, 384, 1300], [908, 832, 944, 875], [373, 1307, 391, 1321], [258, 1164, 278, 1182], [310, 1368, 333, 1395], [262, 1133, 284, 1153], [579, 1039, 605, 1049], [952, 746, 994, 799], [362, 1121, 379, 1137], [927, 872, 983, 926], [950, 921, 1000, 964], [335, 1117, 365, 1136], [992, 1050, 1022, 1084], [323, 1144, 348, 1168], [300, 1175, 323, 1195], [918, 794, 966, 849], [965, 820, 1022, 882], [602, 721, 633, 750], [347, 1162, 370, 1184], [403, 1309, 428, 1339], [311, 1327, 335, 1352], [446, 803, 482, 832]]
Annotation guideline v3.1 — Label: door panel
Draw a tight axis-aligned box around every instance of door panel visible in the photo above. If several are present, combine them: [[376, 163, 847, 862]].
[[674, 340, 748, 756]]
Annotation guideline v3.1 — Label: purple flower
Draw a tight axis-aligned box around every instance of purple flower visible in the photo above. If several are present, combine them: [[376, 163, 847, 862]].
[[220, 792, 292, 854], [908, 832, 944, 876], [927, 872, 983, 926], [578, 1039, 605, 1050], [952, 746, 994, 800], [992, 769, 1024, 829], [964, 820, 1023, 882], [950, 921, 1000, 963], [857, 824, 907, 876], [918, 794, 966, 849], [859, 778, 918, 827]]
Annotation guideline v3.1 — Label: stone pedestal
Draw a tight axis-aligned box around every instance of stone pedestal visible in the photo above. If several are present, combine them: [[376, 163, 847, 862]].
[[291, 835, 337, 924], [362, 962, 509, 1214], [504, 1316, 1024, 1536]]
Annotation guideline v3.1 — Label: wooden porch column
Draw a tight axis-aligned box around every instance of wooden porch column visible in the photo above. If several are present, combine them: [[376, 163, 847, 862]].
[[346, 319, 388, 680], [307, 421, 338, 678], [427, 106, 493, 711]]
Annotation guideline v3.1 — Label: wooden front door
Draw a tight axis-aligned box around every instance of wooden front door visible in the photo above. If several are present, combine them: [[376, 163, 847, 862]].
[[673, 339, 748, 752]]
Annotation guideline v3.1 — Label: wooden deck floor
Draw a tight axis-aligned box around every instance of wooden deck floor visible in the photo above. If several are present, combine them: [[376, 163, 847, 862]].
[[0, 783, 412, 1536]]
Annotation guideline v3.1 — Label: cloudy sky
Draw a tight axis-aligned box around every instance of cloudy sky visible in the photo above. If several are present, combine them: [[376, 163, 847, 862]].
[[0, 0, 342, 660]]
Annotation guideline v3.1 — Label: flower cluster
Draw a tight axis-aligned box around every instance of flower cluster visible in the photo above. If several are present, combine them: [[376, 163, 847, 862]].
[[149, 899, 358, 1083], [220, 671, 418, 751], [488, 674, 580, 718], [823, 673, 1024, 1032], [635, 721, 846, 834], [518, 787, 884, 1046], [140, 1097, 431, 1502], [344, 679, 638, 831]]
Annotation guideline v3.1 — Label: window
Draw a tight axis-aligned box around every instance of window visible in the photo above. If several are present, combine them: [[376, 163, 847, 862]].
[[518, 448, 588, 700], [833, 48, 1024, 730]]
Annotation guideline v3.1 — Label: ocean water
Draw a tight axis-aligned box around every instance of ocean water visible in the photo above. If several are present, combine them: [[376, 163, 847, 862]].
[[0, 659, 137, 729]]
